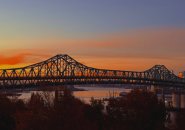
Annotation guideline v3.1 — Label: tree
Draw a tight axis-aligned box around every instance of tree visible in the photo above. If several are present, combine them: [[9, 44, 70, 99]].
[[106, 89, 166, 130]]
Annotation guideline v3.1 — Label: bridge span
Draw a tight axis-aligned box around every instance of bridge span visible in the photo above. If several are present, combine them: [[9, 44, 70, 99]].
[[0, 54, 184, 88]]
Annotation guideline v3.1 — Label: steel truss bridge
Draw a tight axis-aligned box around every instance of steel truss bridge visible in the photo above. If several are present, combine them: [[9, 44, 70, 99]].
[[0, 54, 184, 88]]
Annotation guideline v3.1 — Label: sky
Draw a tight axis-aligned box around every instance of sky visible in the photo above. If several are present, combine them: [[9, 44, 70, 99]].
[[0, 0, 185, 73]]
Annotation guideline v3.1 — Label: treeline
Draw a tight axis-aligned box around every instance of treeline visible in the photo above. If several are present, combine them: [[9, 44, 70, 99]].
[[0, 89, 183, 130]]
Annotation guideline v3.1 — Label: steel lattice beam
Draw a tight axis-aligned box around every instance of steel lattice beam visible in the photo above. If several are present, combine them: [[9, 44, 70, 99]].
[[0, 54, 184, 88]]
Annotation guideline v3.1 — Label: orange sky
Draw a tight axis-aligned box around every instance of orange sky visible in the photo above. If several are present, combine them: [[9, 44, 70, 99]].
[[1, 1, 185, 75], [0, 27, 185, 74]]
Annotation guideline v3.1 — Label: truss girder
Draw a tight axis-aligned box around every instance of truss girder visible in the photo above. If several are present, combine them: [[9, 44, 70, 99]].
[[0, 55, 184, 88]]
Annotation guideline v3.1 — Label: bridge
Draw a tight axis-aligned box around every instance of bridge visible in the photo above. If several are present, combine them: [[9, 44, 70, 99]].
[[0, 54, 184, 88]]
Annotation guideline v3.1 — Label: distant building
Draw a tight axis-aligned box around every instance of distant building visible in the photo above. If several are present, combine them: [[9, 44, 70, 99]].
[[178, 71, 185, 78], [183, 71, 185, 78]]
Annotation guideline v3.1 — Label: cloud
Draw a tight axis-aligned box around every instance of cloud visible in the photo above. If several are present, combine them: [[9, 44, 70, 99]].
[[43, 27, 185, 60], [0, 54, 27, 65], [48, 27, 185, 73], [0, 50, 50, 66], [0, 27, 184, 73], [3, 27, 184, 60]]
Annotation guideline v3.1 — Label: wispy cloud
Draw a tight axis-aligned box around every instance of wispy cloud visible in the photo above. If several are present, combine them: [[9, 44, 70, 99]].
[[0, 54, 27, 65], [48, 27, 185, 60], [0, 50, 50, 66], [0, 27, 184, 73]]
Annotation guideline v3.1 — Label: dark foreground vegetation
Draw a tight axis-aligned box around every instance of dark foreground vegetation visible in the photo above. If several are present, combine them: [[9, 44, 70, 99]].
[[0, 89, 184, 130]]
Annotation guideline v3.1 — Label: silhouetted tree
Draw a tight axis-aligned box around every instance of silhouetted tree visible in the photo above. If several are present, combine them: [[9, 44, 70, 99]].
[[0, 89, 168, 130], [0, 94, 16, 130], [106, 89, 166, 130]]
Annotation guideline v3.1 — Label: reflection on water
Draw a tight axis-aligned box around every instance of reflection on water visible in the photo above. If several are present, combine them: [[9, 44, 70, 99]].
[[4, 84, 185, 109], [17, 85, 132, 103], [11, 85, 184, 107], [73, 86, 131, 103]]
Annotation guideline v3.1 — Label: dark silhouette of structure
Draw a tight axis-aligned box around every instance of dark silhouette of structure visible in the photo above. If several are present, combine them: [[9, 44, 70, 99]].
[[0, 54, 184, 88]]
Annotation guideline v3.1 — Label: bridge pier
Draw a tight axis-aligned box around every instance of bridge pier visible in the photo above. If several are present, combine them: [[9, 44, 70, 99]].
[[180, 94, 185, 109], [149, 85, 156, 93], [172, 92, 180, 109], [172, 91, 185, 109], [148, 85, 166, 102]]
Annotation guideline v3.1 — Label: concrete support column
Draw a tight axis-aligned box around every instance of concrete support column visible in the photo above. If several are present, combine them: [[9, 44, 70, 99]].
[[172, 92, 180, 109], [180, 93, 185, 109]]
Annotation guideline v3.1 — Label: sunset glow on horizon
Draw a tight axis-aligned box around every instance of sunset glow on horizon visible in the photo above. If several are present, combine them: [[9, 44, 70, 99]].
[[0, 0, 185, 73]]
